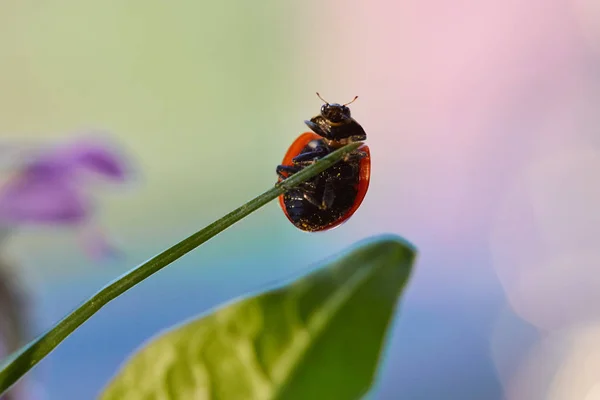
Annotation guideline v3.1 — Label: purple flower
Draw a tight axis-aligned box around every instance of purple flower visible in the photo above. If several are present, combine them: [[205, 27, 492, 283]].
[[53, 136, 128, 182], [0, 133, 132, 259]]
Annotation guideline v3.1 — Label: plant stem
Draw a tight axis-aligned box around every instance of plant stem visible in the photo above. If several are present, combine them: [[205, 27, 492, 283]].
[[0, 141, 363, 396]]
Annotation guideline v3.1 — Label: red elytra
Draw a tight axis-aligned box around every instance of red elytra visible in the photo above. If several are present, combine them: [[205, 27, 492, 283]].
[[278, 132, 371, 231]]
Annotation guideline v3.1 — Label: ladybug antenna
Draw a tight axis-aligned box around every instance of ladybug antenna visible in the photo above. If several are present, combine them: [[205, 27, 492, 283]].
[[343, 96, 359, 106], [316, 92, 329, 104]]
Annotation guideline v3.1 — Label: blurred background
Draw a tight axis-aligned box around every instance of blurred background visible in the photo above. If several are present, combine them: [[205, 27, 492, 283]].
[[1, 0, 600, 399]]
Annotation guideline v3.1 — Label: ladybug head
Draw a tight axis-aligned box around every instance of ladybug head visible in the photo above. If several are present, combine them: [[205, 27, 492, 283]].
[[320, 103, 351, 123], [316, 93, 358, 123]]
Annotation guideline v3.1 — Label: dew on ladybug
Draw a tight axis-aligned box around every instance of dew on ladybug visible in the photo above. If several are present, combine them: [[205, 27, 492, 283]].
[[276, 93, 371, 232]]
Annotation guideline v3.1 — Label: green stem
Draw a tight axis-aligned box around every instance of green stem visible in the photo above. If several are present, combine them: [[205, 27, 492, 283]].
[[0, 142, 363, 395]]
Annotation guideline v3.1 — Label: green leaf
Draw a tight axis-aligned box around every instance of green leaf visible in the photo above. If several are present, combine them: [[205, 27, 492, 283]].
[[99, 235, 417, 400]]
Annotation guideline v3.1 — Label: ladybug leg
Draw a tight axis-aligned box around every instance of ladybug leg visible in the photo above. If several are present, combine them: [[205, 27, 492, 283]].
[[276, 165, 301, 180], [292, 160, 318, 168], [291, 147, 327, 163], [356, 149, 368, 158], [302, 191, 324, 209], [302, 181, 335, 210], [342, 149, 368, 163], [348, 134, 368, 143], [321, 181, 336, 209], [299, 180, 318, 190]]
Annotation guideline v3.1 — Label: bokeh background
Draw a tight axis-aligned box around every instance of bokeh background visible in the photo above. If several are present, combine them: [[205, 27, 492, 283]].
[[1, 1, 600, 399]]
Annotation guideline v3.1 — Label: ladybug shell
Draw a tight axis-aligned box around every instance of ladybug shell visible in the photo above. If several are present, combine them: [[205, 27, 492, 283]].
[[278, 132, 371, 232]]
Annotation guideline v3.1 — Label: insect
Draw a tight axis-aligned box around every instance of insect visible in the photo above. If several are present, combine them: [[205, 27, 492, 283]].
[[276, 93, 371, 232]]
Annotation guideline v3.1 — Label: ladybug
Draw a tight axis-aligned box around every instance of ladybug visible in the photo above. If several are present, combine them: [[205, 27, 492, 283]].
[[276, 93, 371, 232]]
